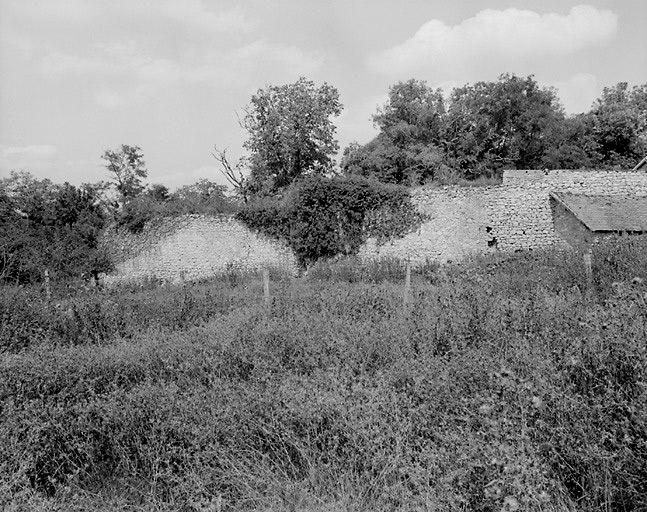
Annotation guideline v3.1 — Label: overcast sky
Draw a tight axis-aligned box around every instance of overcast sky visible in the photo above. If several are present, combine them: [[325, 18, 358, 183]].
[[1, 0, 646, 189]]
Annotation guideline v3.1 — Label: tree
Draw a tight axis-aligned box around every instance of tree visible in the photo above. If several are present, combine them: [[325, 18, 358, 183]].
[[541, 82, 647, 170], [212, 147, 248, 202], [588, 82, 647, 168], [146, 184, 170, 202], [444, 74, 565, 177], [172, 179, 227, 202], [102, 144, 148, 199], [541, 114, 600, 169], [343, 79, 447, 185], [0, 171, 111, 283], [373, 79, 446, 146], [242, 77, 343, 194]]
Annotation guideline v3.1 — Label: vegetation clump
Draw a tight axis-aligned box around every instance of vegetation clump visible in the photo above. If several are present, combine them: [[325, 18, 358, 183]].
[[237, 174, 423, 266]]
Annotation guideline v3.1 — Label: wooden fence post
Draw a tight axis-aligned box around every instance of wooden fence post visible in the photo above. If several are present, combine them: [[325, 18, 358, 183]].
[[403, 260, 412, 308], [262, 268, 270, 306], [583, 247, 593, 297], [44, 269, 51, 302]]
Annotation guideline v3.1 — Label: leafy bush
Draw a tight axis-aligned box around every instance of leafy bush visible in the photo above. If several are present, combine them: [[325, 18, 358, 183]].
[[237, 175, 423, 265]]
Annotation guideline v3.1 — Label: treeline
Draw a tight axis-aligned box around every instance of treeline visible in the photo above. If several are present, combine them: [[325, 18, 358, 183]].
[[342, 75, 647, 184], [2, 74, 646, 283]]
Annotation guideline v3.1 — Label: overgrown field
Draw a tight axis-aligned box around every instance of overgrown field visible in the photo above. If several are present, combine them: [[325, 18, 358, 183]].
[[1, 238, 647, 512]]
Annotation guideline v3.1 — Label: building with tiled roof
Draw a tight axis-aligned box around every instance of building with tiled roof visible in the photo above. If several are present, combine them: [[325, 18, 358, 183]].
[[550, 191, 647, 247]]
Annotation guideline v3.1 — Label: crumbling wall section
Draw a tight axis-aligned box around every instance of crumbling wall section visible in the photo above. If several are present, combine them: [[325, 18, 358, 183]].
[[103, 214, 298, 284]]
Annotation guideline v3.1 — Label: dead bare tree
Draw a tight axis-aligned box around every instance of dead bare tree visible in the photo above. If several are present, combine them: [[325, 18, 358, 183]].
[[212, 147, 248, 203]]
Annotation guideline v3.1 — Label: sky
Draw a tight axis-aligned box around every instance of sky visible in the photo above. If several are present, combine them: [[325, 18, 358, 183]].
[[1, 0, 646, 189]]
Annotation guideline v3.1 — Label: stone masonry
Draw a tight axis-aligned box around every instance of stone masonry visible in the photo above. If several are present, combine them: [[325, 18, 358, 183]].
[[359, 169, 647, 264], [103, 215, 298, 284]]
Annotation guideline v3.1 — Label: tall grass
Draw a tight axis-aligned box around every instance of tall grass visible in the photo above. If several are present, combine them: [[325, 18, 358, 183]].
[[1, 237, 646, 511]]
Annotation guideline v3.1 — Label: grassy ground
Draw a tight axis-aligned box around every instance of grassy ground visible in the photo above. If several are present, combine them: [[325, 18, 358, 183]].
[[1, 237, 646, 511]]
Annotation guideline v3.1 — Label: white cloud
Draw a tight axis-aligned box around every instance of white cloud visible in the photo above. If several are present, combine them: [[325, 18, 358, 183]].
[[3, 1, 254, 72], [158, 1, 254, 34], [95, 89, 123, 109], [369, 5, 618, 76], [2, 0, 252, 33], [551, 73, 602, 114], [0, 145, 58, 176], [1, 144, 57, 160], [2, 0, 99, 23], [41, 39, 323, 107]]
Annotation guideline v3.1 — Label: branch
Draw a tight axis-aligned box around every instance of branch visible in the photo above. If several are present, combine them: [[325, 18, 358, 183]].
[[212, 147, 248, 202]]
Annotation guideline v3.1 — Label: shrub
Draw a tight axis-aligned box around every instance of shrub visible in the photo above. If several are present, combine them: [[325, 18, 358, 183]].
[[237, 175, 423, 266], [116, 186, 239, 234]]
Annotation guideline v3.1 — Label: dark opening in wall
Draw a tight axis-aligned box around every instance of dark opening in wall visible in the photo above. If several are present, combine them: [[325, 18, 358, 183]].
[[486, 226, 497, 248]]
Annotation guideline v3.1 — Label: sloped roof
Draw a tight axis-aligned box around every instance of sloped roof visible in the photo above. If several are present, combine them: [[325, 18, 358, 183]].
[[550, 192, 647, 232], [633, 156, 647, 171]]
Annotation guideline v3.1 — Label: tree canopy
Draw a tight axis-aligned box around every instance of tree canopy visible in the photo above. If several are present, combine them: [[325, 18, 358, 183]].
[[341, 80, 448, 185], [102, 144, 148, 199], [0, 172, 111, 283], [343, 74, 647, 185], [241, 77, 343, 195]]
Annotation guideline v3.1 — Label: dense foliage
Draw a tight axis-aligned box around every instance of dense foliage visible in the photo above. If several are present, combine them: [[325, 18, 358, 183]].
[[1, 238, 646, 511], [115, 179, 240, 233], [237, 175, 422, 265], [342, 75, 647, 184], [242, 77, 343, 195], [0, 171, 112, 283]]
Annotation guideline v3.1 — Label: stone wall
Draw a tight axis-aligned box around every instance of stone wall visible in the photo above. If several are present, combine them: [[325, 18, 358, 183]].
[[359, 169, 647, 264], [104, 170, 647, 282], [103, 215, 298, 284]]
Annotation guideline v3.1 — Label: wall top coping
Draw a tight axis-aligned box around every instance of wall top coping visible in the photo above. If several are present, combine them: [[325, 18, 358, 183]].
[[503, 168, 647, 179], [413, 169, 647, 195]]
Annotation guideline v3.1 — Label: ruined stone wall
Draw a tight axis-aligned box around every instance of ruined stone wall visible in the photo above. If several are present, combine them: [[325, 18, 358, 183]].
[[103, 214, 298, 284], [359, 169, 647, 264], [103, 170, 647, 281]]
